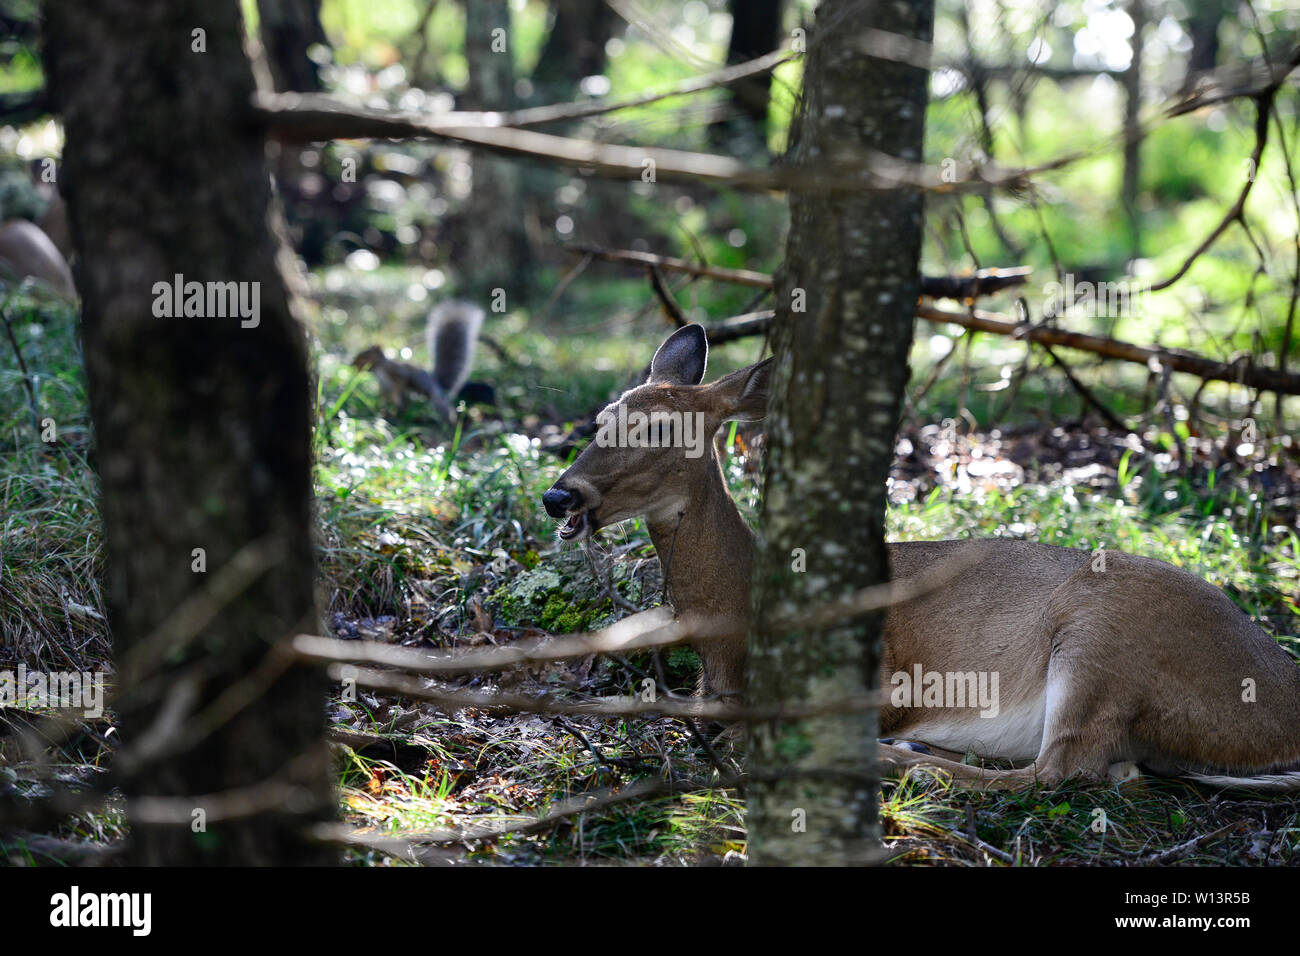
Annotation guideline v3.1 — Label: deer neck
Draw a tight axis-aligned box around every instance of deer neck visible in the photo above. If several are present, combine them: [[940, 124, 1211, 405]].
[[645, 455, 754, 621]]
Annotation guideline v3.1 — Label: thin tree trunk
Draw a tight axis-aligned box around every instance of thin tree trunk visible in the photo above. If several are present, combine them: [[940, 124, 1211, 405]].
[[45, 0, 333, 865], [1183, 0, 1226, 91], [1122, 0, 1146, 260], [454, 0, 532, 301], [747, 0, 933, 866], [531, 0, 616, 103], [707, 0, 785, 152], [708, 0, 784, 154], [257, 0, 327, 93]]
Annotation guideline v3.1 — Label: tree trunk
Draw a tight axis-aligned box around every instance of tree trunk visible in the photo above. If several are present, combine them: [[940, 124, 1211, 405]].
[[746, 0, 933, 866], [531, 0, 616, 103], [257, 0, 327, 93], [1183, 0, 1226, 91], [1122, 0, 1146, 260], [453, 0, 532, 301], [708, 0, 784, 154], [45, 0, 333, 865]]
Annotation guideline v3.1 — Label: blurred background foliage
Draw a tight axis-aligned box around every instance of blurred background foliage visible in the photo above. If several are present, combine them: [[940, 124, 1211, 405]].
[[4, 0, 1299, 429]]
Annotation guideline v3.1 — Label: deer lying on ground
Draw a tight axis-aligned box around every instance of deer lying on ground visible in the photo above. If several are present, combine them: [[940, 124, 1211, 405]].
[[0, 218, 76, 300], [543, 324, 1300, 791]]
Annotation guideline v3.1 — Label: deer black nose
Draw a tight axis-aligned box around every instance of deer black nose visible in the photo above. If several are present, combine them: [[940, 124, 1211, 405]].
[[543, 487, 580, 518]]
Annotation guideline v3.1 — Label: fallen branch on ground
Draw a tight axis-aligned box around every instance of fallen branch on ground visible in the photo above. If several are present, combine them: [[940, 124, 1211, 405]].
[[311, 774, 713, 856], [1139, 820, 1250, 865], [325, 663, 882, 721], [316, 765, 891, 865], [293, 548, 979, 680]]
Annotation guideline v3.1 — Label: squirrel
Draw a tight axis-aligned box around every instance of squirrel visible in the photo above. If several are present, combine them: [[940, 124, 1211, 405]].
[[350, 300, 494, 421]]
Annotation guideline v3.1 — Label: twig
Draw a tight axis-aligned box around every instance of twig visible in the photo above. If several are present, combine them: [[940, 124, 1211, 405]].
[[682, 717, 740, 783], [1148, 92, 1275, 294], [118, 536, 286, 685], [534, 251, 593, 323], [123, 751, 327, 826], [1039, 342, 1130, 431], [323, 663, 881, 722], [913, 305, 1300, 396], [410, 0, 440, 84], [0, 300, 42, 437], [584, 537, 642, 613], [1139, 820, 1248, 865], [949, 822, 1016, 864], [647, 265, 689, 326], [312, 774, 712, 854], [295, 548, 980, 679], [312, 761, 892, 859], [503, 48, 797, 128], [1269, 98, 1300, 429], [701, 310, 776, 345], [566, 243, 1033, 299], [553, 717, 612, 777], [1156, 364, 1189, 472], [255, 91, 1073, 197]]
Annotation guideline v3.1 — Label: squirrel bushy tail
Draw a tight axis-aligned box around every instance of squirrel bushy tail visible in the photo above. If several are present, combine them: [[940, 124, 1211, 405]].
[[428, 300, 485, 399], [351, 299, 489, 422]]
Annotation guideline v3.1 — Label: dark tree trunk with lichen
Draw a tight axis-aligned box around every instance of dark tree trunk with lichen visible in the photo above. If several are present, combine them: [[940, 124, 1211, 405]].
[[746, 0, 933, 866], [45, 0, 333, 864]]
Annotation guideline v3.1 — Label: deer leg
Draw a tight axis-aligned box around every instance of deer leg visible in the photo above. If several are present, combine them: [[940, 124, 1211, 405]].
[[878, 743, 1040, 791], [1030, 652, 1134, 787]]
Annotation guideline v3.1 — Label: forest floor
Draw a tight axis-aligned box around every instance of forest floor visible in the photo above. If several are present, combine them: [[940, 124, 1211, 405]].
[[2, 274, 1299, 866]]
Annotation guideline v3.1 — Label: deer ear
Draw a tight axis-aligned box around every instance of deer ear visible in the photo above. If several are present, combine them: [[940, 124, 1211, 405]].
[[709, 356, 773, 421], [648, 324, 708, 386]]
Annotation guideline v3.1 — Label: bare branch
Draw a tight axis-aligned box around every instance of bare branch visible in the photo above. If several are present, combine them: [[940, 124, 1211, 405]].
[[294, 546, 981, 681], [677, 301, 1300, 396], [327, 664, 881, 721], [646, 264, 689, 326], [294, 606, 685, 676], [504, 48, 797, 128], [565, 243, 1033, 298], [1148, 94, 1271, 293], [254, 92, 1059, 196], [311, 774, 714, 856]]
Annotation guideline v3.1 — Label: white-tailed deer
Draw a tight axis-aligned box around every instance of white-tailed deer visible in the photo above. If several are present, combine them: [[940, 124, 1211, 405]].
[[0, 218, 76, 300], [544, 324, 1300, 790]]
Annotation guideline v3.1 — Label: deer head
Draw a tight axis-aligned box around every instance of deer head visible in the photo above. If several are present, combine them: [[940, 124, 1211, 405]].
[[543, 324, 771, 544]]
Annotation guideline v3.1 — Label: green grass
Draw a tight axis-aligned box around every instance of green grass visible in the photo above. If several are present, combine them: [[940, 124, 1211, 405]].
[[3, 1, 1300, 861], [306, 283, 1296, 865], [883, 768, 1300, 865], [2, 261, 1298, 864], [0, 292, 107, 671]]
